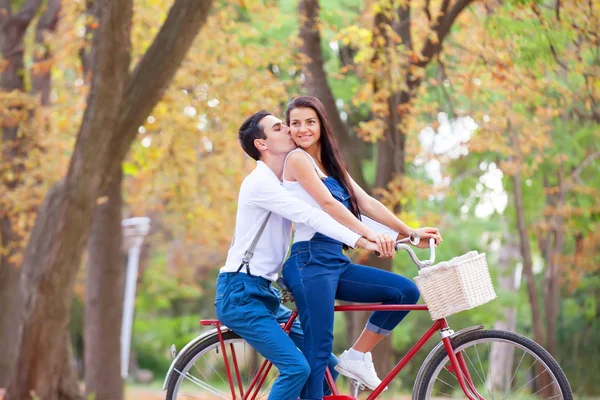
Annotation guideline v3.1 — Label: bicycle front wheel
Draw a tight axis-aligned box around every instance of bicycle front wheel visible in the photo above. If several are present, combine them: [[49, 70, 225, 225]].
[[166, 330, 277, 399], [416, 329, 572, 400]]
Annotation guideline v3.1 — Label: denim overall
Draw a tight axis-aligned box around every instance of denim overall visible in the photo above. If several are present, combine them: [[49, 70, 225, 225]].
[[282, 176, 420, 400]]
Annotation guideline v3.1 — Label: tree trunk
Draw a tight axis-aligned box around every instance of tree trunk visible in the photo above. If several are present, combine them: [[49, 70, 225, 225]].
[[297, 0, 367, 189], [487, 233, 519, 392], [0, 243, 21, 387], [5, 0, 133, 396], [31, 0, 61, 106], [509, 127, 554, 397], [5, 1, 214, 398], [297, 0, 474, 376], [84, 169, 125, 400], [0, 0, 52, 386], [541, 171, 566, 359]]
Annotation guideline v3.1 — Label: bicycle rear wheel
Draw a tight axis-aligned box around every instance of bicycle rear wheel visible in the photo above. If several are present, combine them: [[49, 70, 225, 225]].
[[166, 330, 277, 399], [416, 329, 572, 400]]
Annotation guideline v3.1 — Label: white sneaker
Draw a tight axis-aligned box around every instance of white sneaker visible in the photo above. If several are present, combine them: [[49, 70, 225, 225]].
[[334, 350, 387, 391]]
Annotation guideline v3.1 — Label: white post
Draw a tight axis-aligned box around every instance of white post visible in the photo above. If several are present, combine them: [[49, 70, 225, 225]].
[[120, 217, 151, 379]]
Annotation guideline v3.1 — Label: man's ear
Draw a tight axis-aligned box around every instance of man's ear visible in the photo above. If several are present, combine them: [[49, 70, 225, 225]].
[[254, 138, 267, 152]]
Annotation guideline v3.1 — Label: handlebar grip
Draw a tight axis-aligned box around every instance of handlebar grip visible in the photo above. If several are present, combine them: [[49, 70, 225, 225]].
[[374, 242, 404, 257]]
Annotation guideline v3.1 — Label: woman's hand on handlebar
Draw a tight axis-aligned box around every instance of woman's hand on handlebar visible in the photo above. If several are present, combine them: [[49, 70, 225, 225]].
[[365, 231, 395, 257], [411, 227, 442, 249], [356, 237, 394, 258]]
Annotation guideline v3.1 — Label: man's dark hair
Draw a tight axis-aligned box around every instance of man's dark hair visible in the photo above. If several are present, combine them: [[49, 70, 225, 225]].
[[239, 110, 271, 160]]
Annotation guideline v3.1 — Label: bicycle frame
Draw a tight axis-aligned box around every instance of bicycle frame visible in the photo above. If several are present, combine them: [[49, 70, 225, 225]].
[[200, 303, 485, 400]]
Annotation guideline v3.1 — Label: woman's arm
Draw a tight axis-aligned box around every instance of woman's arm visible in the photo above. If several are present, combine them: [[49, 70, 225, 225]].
[[348, 174, 412, 238], [285, 151, 378, 240], [348, 175, 443, 246]]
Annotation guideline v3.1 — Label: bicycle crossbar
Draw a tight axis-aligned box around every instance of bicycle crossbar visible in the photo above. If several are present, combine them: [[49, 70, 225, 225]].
[[334, 304, 428, 311]]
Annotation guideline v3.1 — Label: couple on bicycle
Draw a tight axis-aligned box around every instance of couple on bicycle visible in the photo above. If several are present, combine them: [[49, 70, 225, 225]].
[[215, 96, 443, 400]]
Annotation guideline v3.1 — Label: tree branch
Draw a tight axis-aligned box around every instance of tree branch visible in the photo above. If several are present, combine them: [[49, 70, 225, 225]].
[[0, 0, 11, 24], [440, 0, 451, 17], [438, 58, 456, 116], [104, 0, 214, 189], [31, 0, 61, 105], [419, 0, 472, 67], [298, 0, 368, 189], [424, 0, 431, 22], [567, 151, 600, 189], [79, 0, 99, 82], [395, 1, 412, 50]]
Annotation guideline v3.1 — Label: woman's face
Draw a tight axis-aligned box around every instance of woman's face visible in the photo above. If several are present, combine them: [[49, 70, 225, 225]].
[[289, 107, 321, 149]]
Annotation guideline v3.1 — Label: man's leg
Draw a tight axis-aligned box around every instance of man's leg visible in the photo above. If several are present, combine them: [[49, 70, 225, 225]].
[[216, 276, 310, 400], [275, 303, 339, 395]]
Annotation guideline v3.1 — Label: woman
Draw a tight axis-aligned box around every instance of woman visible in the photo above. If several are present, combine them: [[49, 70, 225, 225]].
[[281, 96, 442, 400]]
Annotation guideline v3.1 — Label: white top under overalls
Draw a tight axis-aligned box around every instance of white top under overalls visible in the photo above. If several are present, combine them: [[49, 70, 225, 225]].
[[282, 148, 398, 244], [219, 161, 361, 281]]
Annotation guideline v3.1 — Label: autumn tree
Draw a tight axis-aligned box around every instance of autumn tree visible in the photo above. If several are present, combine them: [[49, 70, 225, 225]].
[[412, 0, 600, 394], [297, 0, 477, 372], [5, 0, 214, 398]]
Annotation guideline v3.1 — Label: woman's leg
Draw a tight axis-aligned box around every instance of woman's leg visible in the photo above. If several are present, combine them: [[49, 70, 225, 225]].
[[336, 263, 420, 342], [334, 263, 420, 389], [283, 252, 339, 400], [275, 303, 339, 395]]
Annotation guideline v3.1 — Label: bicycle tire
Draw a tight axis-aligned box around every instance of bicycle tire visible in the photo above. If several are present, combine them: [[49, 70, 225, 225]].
[[166, 330, 275, 399], [415, 329, 572, 400]]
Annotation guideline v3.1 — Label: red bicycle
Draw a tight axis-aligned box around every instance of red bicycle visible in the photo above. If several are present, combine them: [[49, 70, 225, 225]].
[[163, 238, 572, 400]]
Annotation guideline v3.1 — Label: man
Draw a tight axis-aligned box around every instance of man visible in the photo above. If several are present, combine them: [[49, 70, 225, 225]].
[[215, 110, 380, 400]]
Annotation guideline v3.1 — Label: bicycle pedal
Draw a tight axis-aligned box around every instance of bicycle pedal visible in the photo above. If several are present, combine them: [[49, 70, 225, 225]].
[[350, 379, 366, 391]]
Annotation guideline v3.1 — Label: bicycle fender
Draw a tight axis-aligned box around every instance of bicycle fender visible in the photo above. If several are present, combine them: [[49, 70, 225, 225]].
[[162, 325, 232, 391], [411, 325, 484, 399]]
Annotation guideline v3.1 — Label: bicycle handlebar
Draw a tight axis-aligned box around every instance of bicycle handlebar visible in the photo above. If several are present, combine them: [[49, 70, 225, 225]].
[[375, 232, 436, 270]]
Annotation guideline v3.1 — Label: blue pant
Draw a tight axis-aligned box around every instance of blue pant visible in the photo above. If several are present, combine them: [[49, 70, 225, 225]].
[[282, 234, 420, 400], [215, 272, 338, 400]]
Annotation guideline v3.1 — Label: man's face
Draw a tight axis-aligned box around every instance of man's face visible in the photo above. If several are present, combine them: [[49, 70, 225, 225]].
[[257, 115, 296, 156]]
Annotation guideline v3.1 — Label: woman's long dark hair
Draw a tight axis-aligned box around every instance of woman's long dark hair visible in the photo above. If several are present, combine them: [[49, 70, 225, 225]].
[[285, 96, 361, 221]]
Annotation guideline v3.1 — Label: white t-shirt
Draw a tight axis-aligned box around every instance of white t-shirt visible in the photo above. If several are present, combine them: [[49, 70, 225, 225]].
[[220, 161, 361, 281], [282, 149, 398, 244]]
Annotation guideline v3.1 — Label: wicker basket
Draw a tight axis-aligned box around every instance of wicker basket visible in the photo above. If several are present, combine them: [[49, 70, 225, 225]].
[[414, 251, 496, 320]]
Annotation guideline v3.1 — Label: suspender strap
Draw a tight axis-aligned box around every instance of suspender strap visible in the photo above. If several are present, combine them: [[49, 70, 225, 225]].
[[234, 212, 272, 276]]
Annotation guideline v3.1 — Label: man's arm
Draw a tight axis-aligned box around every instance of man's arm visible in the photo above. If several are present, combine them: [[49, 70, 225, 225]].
[[247, 179, 361, 248]]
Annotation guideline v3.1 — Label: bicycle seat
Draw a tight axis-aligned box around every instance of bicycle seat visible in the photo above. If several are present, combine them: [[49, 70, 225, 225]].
[[275, 277, 295, 303], [276, 276, 289, 291]]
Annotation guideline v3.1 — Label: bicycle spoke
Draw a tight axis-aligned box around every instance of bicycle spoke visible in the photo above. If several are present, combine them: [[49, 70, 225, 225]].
[[473, 343, 494, 399], [258, 371, 279, 399], [209, 347, 231, 392], [506, 361, 547, 398], [521, 379, 558, 400], [439, 390, 460, 398], [169, 336, 278, 399], [174, 367, 228, 398], [422, 332, 570, 400], [462, 347, 489, 393], [437, 375, 460, 391], [504, 359, 537, 399], [488, 342, 495, 400], [503, 348, 528, 400]]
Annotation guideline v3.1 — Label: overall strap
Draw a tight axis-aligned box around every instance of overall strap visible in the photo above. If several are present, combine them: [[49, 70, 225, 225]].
[[234, 212, 272, 276]]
